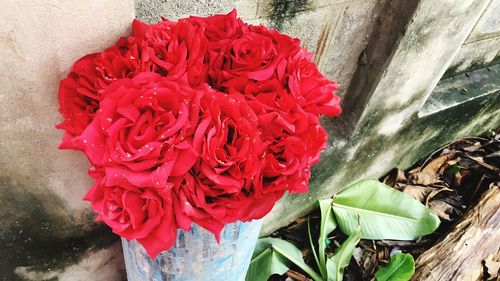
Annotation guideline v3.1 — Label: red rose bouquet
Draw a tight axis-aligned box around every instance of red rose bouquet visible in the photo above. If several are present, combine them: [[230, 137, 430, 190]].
[[57, 10, 341, 259]]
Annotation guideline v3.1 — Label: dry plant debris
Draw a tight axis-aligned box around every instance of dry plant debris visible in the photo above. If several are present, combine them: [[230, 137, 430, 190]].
[[270, 129, 499, 281]]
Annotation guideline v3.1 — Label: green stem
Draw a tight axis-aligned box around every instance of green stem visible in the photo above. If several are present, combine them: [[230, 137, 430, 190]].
[[308, 220, 323, 278], [273, 246, 323, 281], [319, 204, 334, 280]]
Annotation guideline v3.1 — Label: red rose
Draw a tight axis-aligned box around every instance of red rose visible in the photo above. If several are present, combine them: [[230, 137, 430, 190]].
[[187, 10, 246, 71], [243, 79, 326, 194], [193, 86, 264, 185], [84, 168, 177, 258], [286, 49, 341, 116], [209, 24, 300, 93], [256, 113, 327, 194], [73, 73, 198, 188], [57, 10, 342, 258], [57, 36, 147, 148], [171, 173, 285, 241], [187, 9, 245, 42], [220, 31, 278, 85], [133, 18, 209, 87], [170, 86, 269, 238], [171, 174, 226, 239]]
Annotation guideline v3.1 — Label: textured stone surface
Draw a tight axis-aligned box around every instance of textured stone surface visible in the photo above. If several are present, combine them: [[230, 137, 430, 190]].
[[259, 7, 334, 53], [447, 36, 500, 75], [466, 0, 500, 43], [316, 0, 380, 96], [421, 64, 500, 116], [0, 0, 134, 280], [261, 0, 496, 235], [135, 0, 258, 23], [446, 0, 500, 76], [13, 242, 125, 281]]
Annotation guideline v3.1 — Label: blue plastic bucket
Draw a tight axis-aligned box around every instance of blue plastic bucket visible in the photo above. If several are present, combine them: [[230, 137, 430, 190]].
[[121, 220, 262, 281]]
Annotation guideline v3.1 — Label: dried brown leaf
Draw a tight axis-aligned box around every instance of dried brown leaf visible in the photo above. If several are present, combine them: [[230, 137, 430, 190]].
[[408, 166, 420, 174], [426, 188, 463, 221], [395, 182, 407, 191], [382, 169, 407, 187], [427, 200, 454, 220], [441, 148, 453, 155], [410, 154, 454, 185], [446, 158, 460, 166], [402, 185, 437, 203], [410, 172, 436, 186], [454, 171, 463, 186], [465, 154, 498, 172], [396, 169, 407, 182], [463, 142, 482, 152], [286, 269, 312, 281]]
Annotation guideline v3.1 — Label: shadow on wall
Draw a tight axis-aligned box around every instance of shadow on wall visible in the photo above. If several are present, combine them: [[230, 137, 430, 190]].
[[0, 176, 121, 280]]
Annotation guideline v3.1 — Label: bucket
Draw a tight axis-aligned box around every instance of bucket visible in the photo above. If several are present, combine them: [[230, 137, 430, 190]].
[[121, 220, 262, 281]]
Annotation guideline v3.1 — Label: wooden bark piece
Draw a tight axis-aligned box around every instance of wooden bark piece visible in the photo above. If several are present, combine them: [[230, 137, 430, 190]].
[[413, 185, 500, 281]]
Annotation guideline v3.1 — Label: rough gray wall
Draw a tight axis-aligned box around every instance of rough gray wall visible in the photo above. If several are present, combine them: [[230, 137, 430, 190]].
[[260, 0, 499, 234], [0, 0, 134, 280], [447, 0, 500, 75]]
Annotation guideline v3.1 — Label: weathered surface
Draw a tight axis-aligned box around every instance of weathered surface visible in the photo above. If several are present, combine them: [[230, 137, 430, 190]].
[[466, 0, 500, 43], [261, 0, 497, 235], [0, 0, 134, 280], [413, 186, 500, 281], [315, 0, 381, 97], [420, 64, 500, 116], [122, 220, 262, 281], [446, 36, 500, 76], [446, 0, 500, 76], [13, 242, 125, 281], [135, 0, 258, 23]]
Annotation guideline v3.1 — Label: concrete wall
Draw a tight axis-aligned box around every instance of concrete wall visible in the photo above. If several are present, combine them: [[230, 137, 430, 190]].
[[261, 0, 499, 234], [1, 0, 499, 280], [0, 0, 134, 280], [446, 0, 500, 75]]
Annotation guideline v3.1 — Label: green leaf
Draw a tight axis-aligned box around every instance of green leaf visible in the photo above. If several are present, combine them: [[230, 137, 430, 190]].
[[326, 226, 361, 281], [318, 198, 337, 279], [246, 238, 322, 281], [446, 164, 461, 175], [332, 180, 440, 240], [375, 253, 415, 281], [246, 246, 289, 281], [308, 219, 321, 275]]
